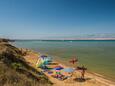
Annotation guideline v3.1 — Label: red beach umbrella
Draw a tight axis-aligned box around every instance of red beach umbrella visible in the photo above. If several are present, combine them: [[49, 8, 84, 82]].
[[69, 57, 78, 64]]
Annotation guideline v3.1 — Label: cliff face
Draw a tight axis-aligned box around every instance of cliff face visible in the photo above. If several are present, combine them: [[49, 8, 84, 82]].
[[0, 40, 52, 86]]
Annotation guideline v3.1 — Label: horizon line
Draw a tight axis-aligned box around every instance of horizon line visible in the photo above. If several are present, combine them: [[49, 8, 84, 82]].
[[12, 37, 115, 41]]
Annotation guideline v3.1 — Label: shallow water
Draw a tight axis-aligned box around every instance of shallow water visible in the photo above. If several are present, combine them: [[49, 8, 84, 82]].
[[14, 40, 115, 80]]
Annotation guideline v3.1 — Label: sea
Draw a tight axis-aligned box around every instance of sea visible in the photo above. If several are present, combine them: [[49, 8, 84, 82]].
[[13, 40, 115, 81]]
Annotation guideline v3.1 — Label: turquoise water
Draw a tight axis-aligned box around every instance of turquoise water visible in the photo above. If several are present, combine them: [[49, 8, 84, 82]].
[[14, 40, 115, 80]]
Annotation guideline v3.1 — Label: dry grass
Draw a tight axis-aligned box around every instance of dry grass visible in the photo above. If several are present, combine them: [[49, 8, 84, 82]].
[[0, 42, 52, 86]]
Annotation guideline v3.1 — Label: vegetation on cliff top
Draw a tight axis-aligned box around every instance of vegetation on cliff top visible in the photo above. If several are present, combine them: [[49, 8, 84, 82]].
[[0, 39, 52, 86]]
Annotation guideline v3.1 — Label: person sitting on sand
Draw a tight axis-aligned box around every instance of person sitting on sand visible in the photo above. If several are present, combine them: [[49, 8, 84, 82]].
[[56, 71, 61, 78]]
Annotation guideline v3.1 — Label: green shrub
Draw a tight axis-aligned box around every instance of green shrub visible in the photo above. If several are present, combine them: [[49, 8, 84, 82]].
[[11, 63, 23, 70]]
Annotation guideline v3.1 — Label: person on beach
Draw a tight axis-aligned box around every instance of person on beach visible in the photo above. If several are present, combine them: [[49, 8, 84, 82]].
[[81, 68, 85, 79], [69, 57, 78, 64], [76, 66, 87, 79], [80, 66, 87, 79], [56, 71, 61, 78]]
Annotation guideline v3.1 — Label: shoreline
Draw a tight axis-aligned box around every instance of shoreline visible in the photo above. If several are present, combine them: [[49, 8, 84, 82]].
[[44, 54, 115, 82], [22, 48, 115, 86], [53, 57, 115, 86]]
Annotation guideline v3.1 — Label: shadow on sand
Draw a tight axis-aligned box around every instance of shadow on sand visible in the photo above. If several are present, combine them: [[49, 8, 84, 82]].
[[74, 78, 91, 82], [48, 62, 58, 65]]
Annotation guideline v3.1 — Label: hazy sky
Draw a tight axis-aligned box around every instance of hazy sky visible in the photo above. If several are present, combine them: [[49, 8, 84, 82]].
[[0, 0, 115, 39]]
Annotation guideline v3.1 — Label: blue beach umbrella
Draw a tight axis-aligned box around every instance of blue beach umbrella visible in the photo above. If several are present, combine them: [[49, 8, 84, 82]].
[[43, 57, 52, 65], [62, 68, 75, 73], [53, 67, 63, 70]]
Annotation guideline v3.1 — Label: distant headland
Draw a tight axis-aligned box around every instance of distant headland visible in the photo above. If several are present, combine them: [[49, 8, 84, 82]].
[[13, 38, 115, 41]]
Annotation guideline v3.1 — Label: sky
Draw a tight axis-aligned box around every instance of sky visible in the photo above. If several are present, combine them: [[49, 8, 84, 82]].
[[0, 0, 115, 39]]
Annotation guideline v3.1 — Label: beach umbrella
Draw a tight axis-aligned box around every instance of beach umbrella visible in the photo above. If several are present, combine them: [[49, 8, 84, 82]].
[[69, 58, 78, 64], [39, 56, 51, 65], [53, 67, 63, 70], [53, 66, 63, 70], [43, 60, 49, 65], [62, 68, 75, 73], [43, 57, 52, 65]]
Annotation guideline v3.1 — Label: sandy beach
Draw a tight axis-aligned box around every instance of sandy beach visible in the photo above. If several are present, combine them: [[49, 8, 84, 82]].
[[23, 49, 115, 86]]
